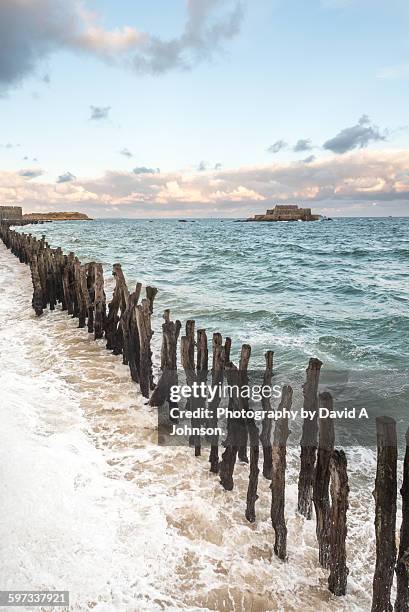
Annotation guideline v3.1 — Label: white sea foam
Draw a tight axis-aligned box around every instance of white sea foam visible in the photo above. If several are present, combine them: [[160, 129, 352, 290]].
[[0, 242, 390, 611]]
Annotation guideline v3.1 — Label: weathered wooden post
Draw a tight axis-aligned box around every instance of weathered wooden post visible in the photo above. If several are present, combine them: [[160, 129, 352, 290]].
[[181, 320, 201, 456], [62, 258, 73, 316], [260, 350, 274, 480], [270, 385, 292, 560], [68, 253, 79, 318], [30, 256, 44, 316], [105, 263, 129, 354], [86, 262, 96, 333], [45, 249, 57, 310], [145, 286, 158, 314], [79, 264, 91, 329], [224, 337, 232, 363], [219, 360, 239, 491], [219, 344, 251, 491], [372, 416, 397, 612], [313, 391, 335, 569], [126, 283, 142, 380], [395, 427, 409, 611], [208, 333, 225, 473], [73, 261, 86, 328], [149, 309, 181, 407], [136, 297, 153, 399], [237, 345, 250, 464], [245, 408, 260, 523], [197, 328, 209, 450], [37, 251, 47, 309], [121, 282, 140, 366], [55, 247, 65, 308], [328, 449, 349, 596], [94, 263, 106, 340], [197, 329, 208, 384], [298, 357, 323, 518]]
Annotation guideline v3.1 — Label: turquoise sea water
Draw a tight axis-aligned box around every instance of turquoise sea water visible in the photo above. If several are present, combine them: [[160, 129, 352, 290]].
[[24, 217, 409, 430]]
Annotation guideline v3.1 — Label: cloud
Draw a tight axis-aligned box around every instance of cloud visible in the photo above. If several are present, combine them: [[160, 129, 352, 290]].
[[214, 163, 222, 170], [3, 150, 409, 217], [130, 0, 244, 74], [1, 142, 20, 149], [293, 139, 313, 152], [90, 105, 111, 120], [323, 115, 387, 154], [18, 168, 43, 179], [267, 140, 288, 154], [0, 0, 244, 92], [120, 147, 133, 158], [198, 161, 207, 171], [57, 171, 76, 183], [302, 155, 316, 164], [133, 166, 159, 174]]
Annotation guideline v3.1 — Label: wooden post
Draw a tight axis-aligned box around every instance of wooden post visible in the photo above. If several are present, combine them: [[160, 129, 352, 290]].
[[37, 251, 47, 309], [224, 337, 232, 363], [79, 264, 91, 329], [219, 361, 239, 491], [181, 321, 202, 456], [197, 329, 208, 381], [313, 391, 335, 569], [86, 262, 96, 333], [127, 283, 142, 381], [136, 298, 153, 399], [372, 416, 397, 612], [55, 247, 65, 308], [45, 249, 57, 310], [208, 333, 225, 473], [145, 286, 158, 314], [395, 427, 409, 611], [197, 328, 209, 451], [149, 309, 181, 407], [219, 344, 251, 491], [298, 357, 323, 518], [260, 350, 274, 480], [328, 450, 349, 596], [105, 263, 129, 354], [237, 345, 251, 464], [68, 253, 79, 318], [62, 258, 73, 316], [73, 261, 87, 328], [94, 263, 106, 340], [270, 385, 292, 560], [121, 283, 139, 366], [245, 411, 260, 523], [30, 256, 44, 316]]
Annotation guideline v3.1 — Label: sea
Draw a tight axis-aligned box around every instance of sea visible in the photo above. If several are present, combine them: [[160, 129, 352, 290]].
[[1, 216, 408, 610]]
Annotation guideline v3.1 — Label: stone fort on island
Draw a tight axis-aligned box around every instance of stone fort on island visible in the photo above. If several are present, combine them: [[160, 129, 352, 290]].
[[247, 204, 320, 222]]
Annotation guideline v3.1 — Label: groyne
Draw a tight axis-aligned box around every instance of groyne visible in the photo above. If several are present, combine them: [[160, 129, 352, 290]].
[[0, 220, 406, 609]]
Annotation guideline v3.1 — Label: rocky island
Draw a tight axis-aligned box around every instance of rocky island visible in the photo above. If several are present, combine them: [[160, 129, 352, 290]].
[[0, 206, 92, 223], [23, 211, 92, 221], [247, 204, 320, 222]]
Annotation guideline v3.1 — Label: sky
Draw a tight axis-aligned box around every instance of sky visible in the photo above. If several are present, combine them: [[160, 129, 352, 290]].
[[1, 0, 409, 217]]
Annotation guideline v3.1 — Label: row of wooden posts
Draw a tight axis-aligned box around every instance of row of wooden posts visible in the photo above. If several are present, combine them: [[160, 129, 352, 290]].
[[0, 221, 407, 611]]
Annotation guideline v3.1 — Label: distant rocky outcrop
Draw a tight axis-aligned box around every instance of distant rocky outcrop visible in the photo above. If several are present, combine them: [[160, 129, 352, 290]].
[[23, 211, 92, 221], [247, 205, 321, 222]]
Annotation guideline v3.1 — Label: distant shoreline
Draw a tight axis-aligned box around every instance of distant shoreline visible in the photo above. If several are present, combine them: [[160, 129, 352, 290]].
[[23, 212, 92, 222]]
